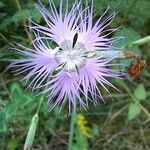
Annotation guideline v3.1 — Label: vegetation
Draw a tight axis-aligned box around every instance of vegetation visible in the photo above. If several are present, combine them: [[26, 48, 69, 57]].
[[0, 0, 150, 149]]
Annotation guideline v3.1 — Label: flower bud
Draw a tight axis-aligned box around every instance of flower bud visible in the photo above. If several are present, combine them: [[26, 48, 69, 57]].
[[24, 113, 39, 150]]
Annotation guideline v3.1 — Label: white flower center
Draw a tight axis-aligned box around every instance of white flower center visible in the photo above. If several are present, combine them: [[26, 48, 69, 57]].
[[55, 40, 86, 72]]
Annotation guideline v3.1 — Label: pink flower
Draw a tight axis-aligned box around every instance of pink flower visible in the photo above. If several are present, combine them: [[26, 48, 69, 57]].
[[11, 0, 123, 113]]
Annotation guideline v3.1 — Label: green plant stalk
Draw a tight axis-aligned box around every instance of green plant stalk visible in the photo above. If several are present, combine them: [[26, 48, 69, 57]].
[[15, 0, 32, 42], [110, 105, 128, 121], [68, 112, 76, 150], [36, 97, 44, 114], [130, 36, 150, 47]]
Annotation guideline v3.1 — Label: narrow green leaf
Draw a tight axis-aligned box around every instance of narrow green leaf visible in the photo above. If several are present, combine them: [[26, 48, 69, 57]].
[[128, 103, 141, 120]]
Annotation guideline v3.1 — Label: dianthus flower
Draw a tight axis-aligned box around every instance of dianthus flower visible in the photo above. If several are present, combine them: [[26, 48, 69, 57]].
[[11, 0, 123, 113]]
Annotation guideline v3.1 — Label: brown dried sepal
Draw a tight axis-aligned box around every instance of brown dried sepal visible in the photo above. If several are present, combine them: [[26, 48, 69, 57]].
[[123, 51, 138, 59], [128, 56, 146, 78]]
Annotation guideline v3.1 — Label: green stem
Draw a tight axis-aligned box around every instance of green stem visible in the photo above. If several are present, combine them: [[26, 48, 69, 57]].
[[68, 112, 76, 150], [36, 97, 44, 114], [15, 0, 32, 42]]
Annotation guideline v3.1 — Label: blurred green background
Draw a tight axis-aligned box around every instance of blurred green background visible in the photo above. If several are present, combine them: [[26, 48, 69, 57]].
[[0, 0, 150, 149]]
